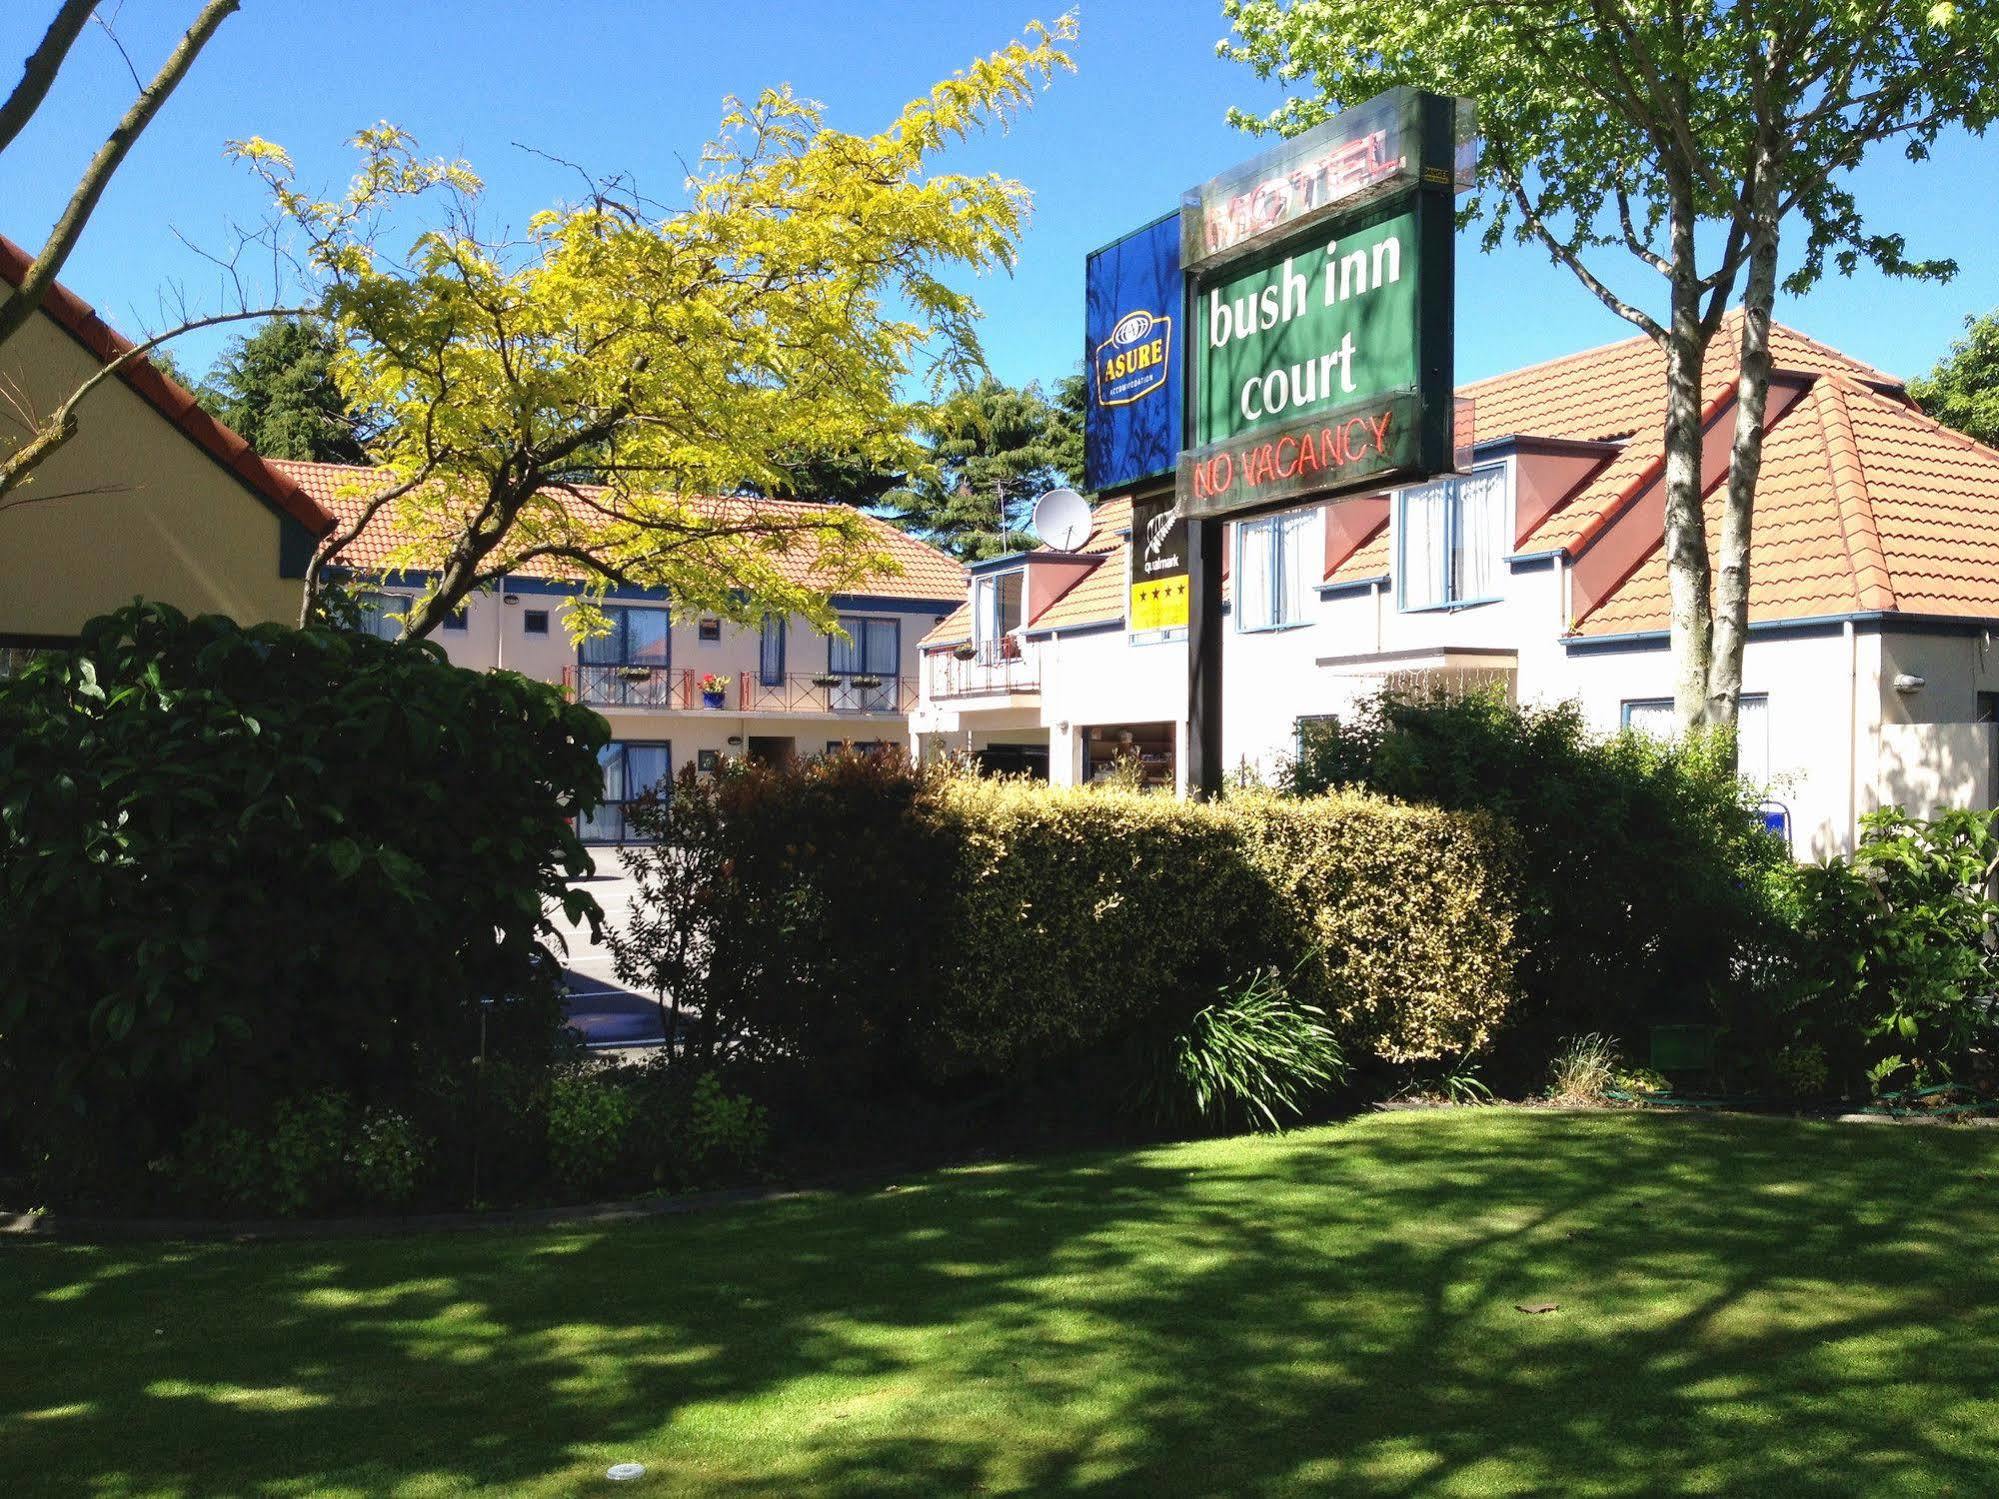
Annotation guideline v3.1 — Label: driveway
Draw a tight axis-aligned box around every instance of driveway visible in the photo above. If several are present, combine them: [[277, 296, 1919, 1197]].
[[549, 845, 665, 1049]]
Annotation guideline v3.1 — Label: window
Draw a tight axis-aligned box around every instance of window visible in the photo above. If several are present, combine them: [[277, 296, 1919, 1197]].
[[1399, 463, 1508, 611], [830, 615, 899, 712], [830, 616, 899, 677], [356, 591, 413, 641], [443, 606, 468, 632], [1623, 694, 1771, 786], [577, 604, 669, 667], [1235, 508, 1316, 631], [578, 741, 671, 843], [524, 609, 550, 635], [827, 740, 888, 755], [698, 616, 722, 642], [759, 614, 787, 686], [971, 571, 1024, 662]]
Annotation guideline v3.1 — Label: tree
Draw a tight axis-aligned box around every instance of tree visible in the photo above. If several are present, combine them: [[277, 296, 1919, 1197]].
[[888, 377, 1067, 559], [202, 317, 374, 464], [1910, 308, 1999, 448], [0, 2, 299, 509], [1223, 0, 1999, 743], [1048, 368, 1089, 496], [238, 18, 1074, 638]]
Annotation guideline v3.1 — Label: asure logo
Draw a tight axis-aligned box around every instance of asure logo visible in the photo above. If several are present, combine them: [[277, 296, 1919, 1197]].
[[1095, 308, 1173, 407]]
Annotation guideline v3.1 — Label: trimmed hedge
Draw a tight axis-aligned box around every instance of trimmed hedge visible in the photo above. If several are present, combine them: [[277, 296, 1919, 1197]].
[[616, 757, 1521, 1096]]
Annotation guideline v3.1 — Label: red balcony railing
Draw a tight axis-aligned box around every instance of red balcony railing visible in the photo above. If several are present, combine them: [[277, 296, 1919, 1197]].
[[564, 665, 913, 715]]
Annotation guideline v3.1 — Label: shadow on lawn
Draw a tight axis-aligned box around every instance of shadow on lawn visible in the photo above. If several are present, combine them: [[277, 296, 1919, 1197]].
[[5, 1111, 1999, 1497]]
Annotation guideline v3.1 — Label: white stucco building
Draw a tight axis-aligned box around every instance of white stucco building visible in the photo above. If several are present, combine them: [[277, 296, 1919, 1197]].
[[913, 322, 1999, 859]]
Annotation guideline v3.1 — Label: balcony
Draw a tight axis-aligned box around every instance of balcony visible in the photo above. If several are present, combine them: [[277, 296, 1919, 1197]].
[[564, 665, 914, 715], [928, 640, 1042, 700]]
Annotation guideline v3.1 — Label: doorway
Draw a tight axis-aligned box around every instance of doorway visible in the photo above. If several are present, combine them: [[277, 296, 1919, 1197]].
[[747, 735, 796, 768]]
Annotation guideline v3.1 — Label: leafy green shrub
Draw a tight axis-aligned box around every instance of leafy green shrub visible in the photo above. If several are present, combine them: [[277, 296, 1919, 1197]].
[[264, 1091, 354, 1217], [547, 1073, 638, 1195], [1777, 807, 1999, 1091], [684, 1074, 770, 1182], [1131, 965, 1345, 1131], [351, 1108, 430, 1207], [1289, 692, 1786, 1070], [0, 603, 607, 1206]]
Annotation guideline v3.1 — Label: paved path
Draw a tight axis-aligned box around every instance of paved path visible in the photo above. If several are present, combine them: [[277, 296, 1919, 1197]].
[[549, 847, 666, 1049]]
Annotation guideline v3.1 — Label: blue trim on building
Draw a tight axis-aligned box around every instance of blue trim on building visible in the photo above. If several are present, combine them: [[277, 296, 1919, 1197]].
[[1506, 551, 1559, 573], [324, 565, 953, 615], [1317, 575, 1387, 599]]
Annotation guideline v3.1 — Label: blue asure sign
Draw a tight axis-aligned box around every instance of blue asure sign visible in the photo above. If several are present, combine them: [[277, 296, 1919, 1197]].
[[1085, 213, 1183, 494]]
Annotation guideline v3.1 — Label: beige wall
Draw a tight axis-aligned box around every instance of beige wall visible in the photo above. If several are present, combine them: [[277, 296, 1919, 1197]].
[[0, 307, 305, 636]]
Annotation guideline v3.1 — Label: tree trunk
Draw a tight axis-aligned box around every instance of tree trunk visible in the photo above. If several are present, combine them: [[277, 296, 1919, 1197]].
[[1663, 181, 1714, 732], [1710, 132, 1784, 763]]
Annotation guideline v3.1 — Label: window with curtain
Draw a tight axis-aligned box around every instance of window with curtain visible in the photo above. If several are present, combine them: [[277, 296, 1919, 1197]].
[[1398, 463, 1509, 611], [579, 740, 672, 843], [355, 591, 413, 641], [1236, 508, 1316, 631], [759, 614, 787, 685], [972, 572, 1024, 662], [577, 604, 670, 667], [829, 615, 899, 676]]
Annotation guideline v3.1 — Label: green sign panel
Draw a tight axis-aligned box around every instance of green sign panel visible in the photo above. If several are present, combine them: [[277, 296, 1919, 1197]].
[[1195, 206, 1421, 446]]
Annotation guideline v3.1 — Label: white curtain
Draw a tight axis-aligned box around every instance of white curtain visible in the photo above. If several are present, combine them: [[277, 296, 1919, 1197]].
[[1238, 518, 1274, 629], [1279, 509, 1316, 625], [1454, 466, 1507, 602], [1400, 484, 1448, 609], [1737, 695, 1771, 787]]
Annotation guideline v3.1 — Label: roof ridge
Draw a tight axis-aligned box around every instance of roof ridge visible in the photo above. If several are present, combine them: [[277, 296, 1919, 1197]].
[[1833, 370, 1999, 468], [1458, 324, 1658, 394], [1813, 378, 1896, 612]]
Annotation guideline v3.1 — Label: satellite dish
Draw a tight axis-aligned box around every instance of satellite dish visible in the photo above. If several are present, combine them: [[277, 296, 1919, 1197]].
[[1030, 487, 1091, 551]]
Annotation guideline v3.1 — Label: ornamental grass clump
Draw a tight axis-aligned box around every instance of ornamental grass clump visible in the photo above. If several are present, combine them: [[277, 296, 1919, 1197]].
[[1133, 965, 1346, 1132]]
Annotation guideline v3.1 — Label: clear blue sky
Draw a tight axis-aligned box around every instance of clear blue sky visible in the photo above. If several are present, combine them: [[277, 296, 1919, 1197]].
[[4, 1, 1995, 390]]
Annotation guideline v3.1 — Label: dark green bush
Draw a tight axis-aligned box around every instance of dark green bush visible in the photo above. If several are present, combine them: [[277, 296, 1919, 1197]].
[[1773, 807, 1999, 1094], [1288, 692, 1787, 1072], [0, 602, 609, 1206]]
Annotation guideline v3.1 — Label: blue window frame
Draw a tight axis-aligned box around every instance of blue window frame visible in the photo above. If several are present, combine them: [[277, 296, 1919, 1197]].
[[575, 603, 672, 707], [356, 590, 413, 641], [443, 605, 468, 631], [760, 614, 787, 686], [1398, 464, 1509, 612], [829, 614, 899, 677], [1234, 509, 1316, 632], [579, 740, 671, 843]]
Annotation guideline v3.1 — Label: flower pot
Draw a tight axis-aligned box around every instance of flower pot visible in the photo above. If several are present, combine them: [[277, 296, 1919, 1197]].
[[701, 690, 726, 709], [615, 666, 653, 682], [811, 675, 841, 689], [854, 676, 883, 690], [951, 643, 976, 661]]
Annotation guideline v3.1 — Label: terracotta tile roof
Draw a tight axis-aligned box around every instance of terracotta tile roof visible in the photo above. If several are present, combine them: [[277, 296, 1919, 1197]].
[[1481, 318, 1897, 555], [273, 459, 966, 605], [1327, 522, 1390, 585], [0, 235, 334, 538], [1573, 373, 1999, 636]]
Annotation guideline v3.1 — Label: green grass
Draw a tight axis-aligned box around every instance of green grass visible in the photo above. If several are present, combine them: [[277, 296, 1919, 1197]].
[[6, 1109, 1999, 1497]]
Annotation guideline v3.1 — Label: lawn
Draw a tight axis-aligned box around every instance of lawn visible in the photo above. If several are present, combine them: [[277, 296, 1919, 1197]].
[[5, 1109, 1999, 1498]]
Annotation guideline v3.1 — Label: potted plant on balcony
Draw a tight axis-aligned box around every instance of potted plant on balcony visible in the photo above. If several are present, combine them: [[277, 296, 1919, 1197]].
[[699, 673, 730, 708], [951, 642, 976, 661], [853, 674, 884, 690], [615, 664, 654, 682], [810, 672, 841, 689]]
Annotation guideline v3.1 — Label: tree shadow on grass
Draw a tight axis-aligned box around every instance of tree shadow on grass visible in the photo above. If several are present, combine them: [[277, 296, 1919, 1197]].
[[5, 1111, 1999, 1497]]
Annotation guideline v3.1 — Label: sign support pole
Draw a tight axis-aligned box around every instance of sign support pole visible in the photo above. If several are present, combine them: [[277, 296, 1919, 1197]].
[[1186, 515, 1225, 800]]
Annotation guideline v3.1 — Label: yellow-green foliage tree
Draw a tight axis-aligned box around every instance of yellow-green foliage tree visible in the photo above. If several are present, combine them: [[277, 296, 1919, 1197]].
[[237, 19, 1074, 638]]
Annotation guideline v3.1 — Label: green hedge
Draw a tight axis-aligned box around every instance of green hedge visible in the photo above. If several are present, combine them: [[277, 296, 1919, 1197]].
[[616, 757, 1521, 1094]]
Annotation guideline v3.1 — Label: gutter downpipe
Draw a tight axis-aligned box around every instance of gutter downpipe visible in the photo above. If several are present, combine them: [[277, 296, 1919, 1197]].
[[1845, 618, 1859, 855]]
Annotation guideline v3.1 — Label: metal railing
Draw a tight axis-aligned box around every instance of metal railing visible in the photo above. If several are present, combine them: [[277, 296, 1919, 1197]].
[[564, 665, 913, 715], [565, 663, 690, 709], [737, 672, 914, 715], [928, 643, 1042, 699]]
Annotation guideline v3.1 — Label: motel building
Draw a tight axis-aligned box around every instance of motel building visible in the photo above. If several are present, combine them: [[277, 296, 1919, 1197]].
[[275, 461, 964, 843], [910, 320, 1999, 859]]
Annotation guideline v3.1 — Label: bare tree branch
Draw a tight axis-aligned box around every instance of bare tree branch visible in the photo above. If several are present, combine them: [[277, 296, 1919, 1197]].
[[0, 0, 97, 158], [0, 0, 239, 353]]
